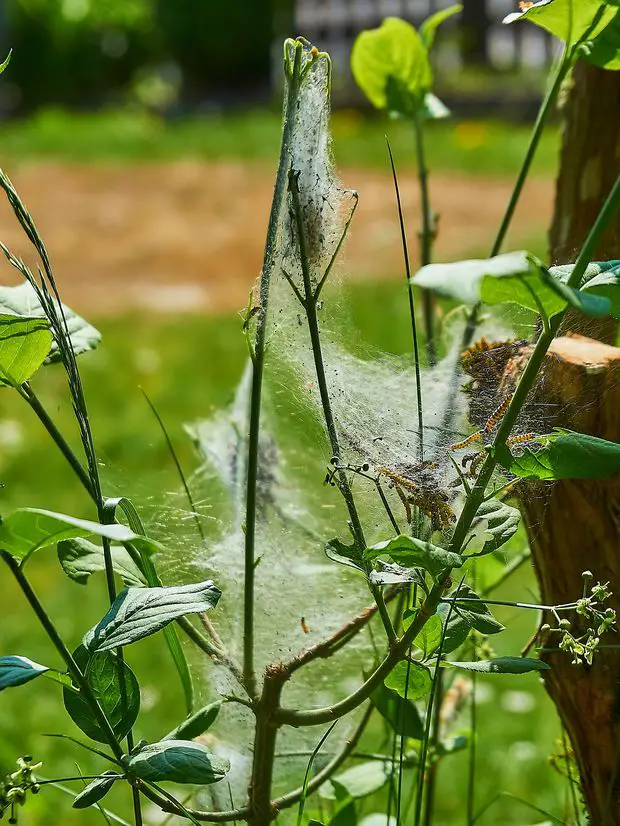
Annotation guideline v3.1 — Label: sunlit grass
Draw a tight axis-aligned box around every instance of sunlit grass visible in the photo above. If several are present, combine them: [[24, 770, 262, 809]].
[[0, 107, 559, 178], [1, 282, 566, 825]]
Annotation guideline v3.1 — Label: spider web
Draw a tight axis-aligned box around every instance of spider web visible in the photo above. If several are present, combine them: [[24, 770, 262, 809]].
[[141, 39, 598, 804]]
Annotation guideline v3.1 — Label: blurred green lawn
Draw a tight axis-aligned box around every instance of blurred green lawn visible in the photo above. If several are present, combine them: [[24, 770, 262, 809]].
[[0, 107, 558, 178], [0, 110, 569, 825], [1, 290, 567, 826]]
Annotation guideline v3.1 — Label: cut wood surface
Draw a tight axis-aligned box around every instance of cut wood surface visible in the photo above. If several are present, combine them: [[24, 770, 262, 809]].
[[515, 335, 620, 825]]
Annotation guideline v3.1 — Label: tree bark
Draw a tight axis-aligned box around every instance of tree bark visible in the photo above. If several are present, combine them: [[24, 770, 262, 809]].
[[532, 59, 620, 823], [514, 335, 620, 825], [550, 62, 620, 344]]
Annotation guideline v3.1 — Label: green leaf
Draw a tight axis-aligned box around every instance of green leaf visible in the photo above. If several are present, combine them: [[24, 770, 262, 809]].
[[414, 251, 616, 319], [450, 584, 505, 635], [419, 4, 462, 49], [493, 428, 620, 481], [0, 656, 49, 691], [407, 611, 442, 659], [351, 18, 432, 117], [437, 601, 472, 654], [370, 681, 424, 739], [83, 581, 221, 653], [413, 251, 530, 302], [550, 260, 620, 317], [0, 314, 52, 387], [0, 282, 101, 362], [320, 761, 390, 800], [550, 259, 620, 286], [585, 8, 620, 68], [470, 498, 521, 557], [63, 648, 140, 744], [329, 798, 357, 826], [0, 507, 159, 563], [384, 659, 432, 700], [72, 771, 120, 809], [0, 51, 12, 75], [365, 534, 463, 579], [164, 702, 222, 741], [58, 538, 146, 587], [442, 657, 550, 674], [503, 0, 618, 46], [540, 268, 611, 318], [418, 92, 450, 121], [123, 740, 230, 785], [370, 561, 429, 592], [413, 251, 562, 316], [359, 816, 397, 826], [325, 537, 365, 572], [105, 495, 195, 715]]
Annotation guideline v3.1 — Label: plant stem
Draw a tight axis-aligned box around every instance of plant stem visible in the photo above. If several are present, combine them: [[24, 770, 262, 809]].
[[288, 169, 397, 645], [414, 579, 461, 826], [432, 45, 575, 460], [138, 705, 373, 824], [242, 41, 303, 697], [278, 169, 620, 731], [277, 579, 446, 727], [141, 387, 205, 541], [448, 168, 620, 559], [440, 598, 576, 612], [490, 45, 572, 259], [273, 703, 374, 809], [413, 112, 436, 366], [422, 668, 443, 826], [387, 138, 424, 460], [2, 551, 124, 762], [19, 383, 94, 498]]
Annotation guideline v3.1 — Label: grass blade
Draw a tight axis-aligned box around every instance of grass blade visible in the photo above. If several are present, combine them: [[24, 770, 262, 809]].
[[296, 721, 338, 826]]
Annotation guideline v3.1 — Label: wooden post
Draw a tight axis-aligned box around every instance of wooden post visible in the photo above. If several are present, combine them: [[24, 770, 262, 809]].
[[550, 63, 620, 344], [513, 335, 620, 824]]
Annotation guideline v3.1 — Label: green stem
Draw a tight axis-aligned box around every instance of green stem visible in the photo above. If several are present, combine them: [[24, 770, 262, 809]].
[[490, 44, 572, 259], [441, 598, 577, 612], [2, 551, 124, 761], [415, 578, 461, 826], [242, 42, 304, 696], [278, 169, 620, 731], [18, 384, 143, 820], [413, 112, 436, 366], [141, 388, 205, 541], [19, 383, 94, 498], [433, 45, 575, 461], [387, 138, 424, 460], [288, 169, 396, 646], [449, 168, 620, 559], [277, 579, 446, 727], [422, 668, 443, 826]]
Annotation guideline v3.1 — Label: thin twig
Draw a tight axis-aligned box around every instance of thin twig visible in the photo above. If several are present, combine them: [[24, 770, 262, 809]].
[[387, 137, 424, 460]]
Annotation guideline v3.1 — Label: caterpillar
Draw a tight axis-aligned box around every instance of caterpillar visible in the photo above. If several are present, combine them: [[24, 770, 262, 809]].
[[450, 431, 483, 451], [506, 432, 535, 446], [376, 466, 418, 491], [484, 394, 514, 432]]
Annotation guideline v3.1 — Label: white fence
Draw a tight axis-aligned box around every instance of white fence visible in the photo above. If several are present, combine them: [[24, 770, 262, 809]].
[[294, 0, 555, 90]]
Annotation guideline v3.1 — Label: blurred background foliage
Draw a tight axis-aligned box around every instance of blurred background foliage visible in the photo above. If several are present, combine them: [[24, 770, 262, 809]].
[[0, 2, 576, 823], [1, 0, 275, 113]]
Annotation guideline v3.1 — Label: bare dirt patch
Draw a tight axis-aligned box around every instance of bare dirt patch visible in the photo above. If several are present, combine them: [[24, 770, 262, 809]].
[[0, 161, 553, 315]]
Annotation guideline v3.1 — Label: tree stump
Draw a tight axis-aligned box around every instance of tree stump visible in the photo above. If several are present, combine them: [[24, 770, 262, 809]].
[[514, 334, 620, 824]]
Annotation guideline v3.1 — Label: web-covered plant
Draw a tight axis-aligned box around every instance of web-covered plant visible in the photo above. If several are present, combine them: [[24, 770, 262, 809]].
[[1, 3, 620, 825]]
